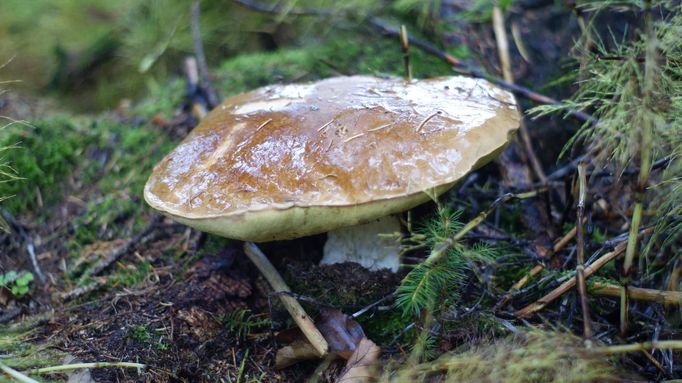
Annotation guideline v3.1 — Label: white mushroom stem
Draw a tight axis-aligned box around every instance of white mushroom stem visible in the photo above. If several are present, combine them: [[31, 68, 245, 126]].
[[321, 215, 402, 272], [243, 242, 329, 356]]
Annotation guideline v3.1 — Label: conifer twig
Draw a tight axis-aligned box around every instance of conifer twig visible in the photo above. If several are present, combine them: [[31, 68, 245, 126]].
[[575, 162, 592, 338], [243, 242, 329, 356], [425, 190, 542, 265]]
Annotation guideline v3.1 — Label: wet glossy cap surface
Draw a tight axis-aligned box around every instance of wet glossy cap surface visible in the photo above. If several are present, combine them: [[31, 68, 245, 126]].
[[144, 75, 520, 240]]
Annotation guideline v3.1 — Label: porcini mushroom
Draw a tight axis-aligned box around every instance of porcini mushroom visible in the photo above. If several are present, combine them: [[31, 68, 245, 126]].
[[144, 75, 520, 271]]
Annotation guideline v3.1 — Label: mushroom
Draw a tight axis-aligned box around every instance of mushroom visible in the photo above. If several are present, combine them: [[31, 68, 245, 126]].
[[144, 75, 520, 271]]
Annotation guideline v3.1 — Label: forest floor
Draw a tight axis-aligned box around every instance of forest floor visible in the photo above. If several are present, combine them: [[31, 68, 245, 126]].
[[1, 1, 680, 382]]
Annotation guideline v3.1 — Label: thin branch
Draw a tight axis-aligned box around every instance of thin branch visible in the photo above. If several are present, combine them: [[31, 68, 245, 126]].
[[620, 0, 656, 336], [591, 282, 682, 305], [243, 242, 329, 356], [27, 362, 146, 375], [499, 218, 584, 305], [191, 1, 220, 109], [593, 340, 682, 354], [0, 362, 41, 383], [1, 209, 46, 283], [515, 227, 654, 318], [87, 215, 162, 277]]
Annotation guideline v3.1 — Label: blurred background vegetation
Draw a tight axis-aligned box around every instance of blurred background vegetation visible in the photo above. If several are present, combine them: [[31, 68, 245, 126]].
[[0, 0, 484, 112]]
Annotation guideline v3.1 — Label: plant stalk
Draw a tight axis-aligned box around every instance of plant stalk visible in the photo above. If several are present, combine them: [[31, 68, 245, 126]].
[[576, 162, 593, 338], [399, 25, 412, 82], [621, 0, 656, 335]]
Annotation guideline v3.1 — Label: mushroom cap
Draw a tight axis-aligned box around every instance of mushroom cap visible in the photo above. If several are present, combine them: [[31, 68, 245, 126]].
[[144, 75, 520, 241]]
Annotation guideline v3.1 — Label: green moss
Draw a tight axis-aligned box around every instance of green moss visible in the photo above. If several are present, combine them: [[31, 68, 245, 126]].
[[133, 77, 187, 118], [109, 259, 152, 287], [393, 329, 626, 382], [0, 116, 95, 214], [216, 33, 454, 96], [0, 318, 66, 374], [358, 309, 414, 345], [90, 118, 176, 196], [128, 324, 153, 343]]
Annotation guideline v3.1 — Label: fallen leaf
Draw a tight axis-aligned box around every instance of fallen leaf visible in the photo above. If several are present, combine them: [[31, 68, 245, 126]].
[[336, 337, 381, 383], [275, 308, 366, 368], [275, 339, 320, 369], [317, 308, 365, 359]]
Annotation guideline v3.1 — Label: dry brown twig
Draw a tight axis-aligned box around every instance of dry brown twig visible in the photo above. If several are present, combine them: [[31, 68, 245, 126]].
[[243, 242, 329, 356], [500, 218, 584, 305], [515, 227, 655, 318], [87, 215, 162, 277], [591, 282, 682, 305], [494, 10, 548, 183], [399, 25, 412, 82]]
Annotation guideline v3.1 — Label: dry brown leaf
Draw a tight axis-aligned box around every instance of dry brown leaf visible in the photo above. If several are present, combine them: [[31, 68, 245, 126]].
[[336, 337, 381, 383], [317, 308, 365, 359], [275, 339, 320, 369], [275, 308, 366, 368]]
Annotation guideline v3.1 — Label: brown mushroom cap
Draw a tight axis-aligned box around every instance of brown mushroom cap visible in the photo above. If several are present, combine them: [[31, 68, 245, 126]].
[[144, 75, 520, 241]]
